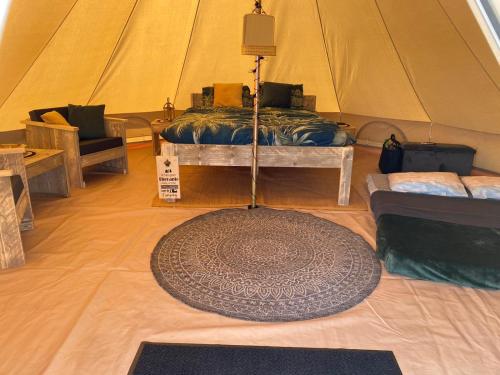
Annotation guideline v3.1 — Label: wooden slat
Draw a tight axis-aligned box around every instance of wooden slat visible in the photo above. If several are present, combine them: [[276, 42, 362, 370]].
[[338, 147, 354, 206], [103, 117, 128, 174], [25, 150, 70, 197], [167, 144, 346, 168], [0, 170, 14, 177], [80, 147, 125, 168], [0, 176, 25, 269], [258, 146, 343, 168], [163, 143, 354, 205], [170, 144, 252, 166], [0, 149, 33, 269], [26, 152, 65, 179], [0, 150, 34, 230]]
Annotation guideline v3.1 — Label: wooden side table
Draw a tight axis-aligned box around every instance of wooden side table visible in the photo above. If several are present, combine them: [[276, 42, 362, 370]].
[[150, 119, 170, 156], [25, 149, 70, 197]]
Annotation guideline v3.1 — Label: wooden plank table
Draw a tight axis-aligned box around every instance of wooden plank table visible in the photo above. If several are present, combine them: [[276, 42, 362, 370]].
[[25, 149, 70, 197]]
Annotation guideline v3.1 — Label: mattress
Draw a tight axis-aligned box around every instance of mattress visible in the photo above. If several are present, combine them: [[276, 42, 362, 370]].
[[160, 107, 355, 146], [372, 191, 500, 289]]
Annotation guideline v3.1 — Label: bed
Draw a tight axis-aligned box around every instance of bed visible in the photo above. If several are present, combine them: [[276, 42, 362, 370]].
[[367, 174, 500, 289], [160, 93, 355, 205]]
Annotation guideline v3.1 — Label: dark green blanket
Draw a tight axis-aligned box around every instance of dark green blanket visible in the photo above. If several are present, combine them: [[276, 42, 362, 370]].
[[377, 214, 500, 289]]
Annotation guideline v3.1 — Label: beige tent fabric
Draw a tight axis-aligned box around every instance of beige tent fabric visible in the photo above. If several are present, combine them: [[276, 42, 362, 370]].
[[316, 0, 430, 122], [174, 0, 255, 109], [377, 0, 500, 135], [0, 0, 137, 129], [440, 0, 500, 87], [89, 1, 199, 114], [0, 0, 498, 156], [262, 0, 339, 112], [0, 0, 78, 106]]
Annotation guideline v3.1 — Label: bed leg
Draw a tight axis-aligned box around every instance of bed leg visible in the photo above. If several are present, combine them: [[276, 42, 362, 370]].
[[338, 146, 353, 206]]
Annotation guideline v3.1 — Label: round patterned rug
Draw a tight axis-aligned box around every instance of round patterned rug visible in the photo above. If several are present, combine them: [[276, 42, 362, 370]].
[[151, 208, 381, 322]]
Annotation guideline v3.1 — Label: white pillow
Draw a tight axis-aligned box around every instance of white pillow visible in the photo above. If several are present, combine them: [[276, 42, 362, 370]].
[[388, 172, 468, 197], [461, 176, 500, 200]]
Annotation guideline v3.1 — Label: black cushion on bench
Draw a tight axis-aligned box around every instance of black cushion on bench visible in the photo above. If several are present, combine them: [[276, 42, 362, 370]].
[[79, 137, 123, 156], [29, 107, 69, 122], [9, 174, 24, 204]]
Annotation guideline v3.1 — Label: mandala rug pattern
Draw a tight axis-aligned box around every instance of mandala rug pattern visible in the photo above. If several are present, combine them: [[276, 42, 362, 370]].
[[151, 208, 381, 322]]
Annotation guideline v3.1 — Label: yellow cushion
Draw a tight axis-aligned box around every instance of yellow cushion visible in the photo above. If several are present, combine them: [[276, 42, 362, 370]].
[[213, 83, 243, 107], [41, 111, 71, 125]]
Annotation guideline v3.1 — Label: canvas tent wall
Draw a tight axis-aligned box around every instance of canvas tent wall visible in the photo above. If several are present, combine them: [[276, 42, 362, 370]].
[[0, 0, 499, 171]]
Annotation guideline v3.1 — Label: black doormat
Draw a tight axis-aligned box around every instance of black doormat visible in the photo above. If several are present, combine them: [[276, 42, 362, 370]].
[[128, 342, 402, 375]]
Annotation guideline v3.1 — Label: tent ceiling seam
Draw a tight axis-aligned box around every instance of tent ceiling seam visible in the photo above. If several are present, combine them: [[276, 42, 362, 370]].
[[0, 0, 80, 110], [373, 0, 433, 123], [87, 0, 141, 105], [173, 0, 202, 106], [436, 0, 499, 91], [314, 0, 342, 118]]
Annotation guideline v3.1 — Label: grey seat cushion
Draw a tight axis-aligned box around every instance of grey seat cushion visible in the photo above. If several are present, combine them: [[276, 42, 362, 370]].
[[10, 174, 24, 204], [79, 137, 123, 156]]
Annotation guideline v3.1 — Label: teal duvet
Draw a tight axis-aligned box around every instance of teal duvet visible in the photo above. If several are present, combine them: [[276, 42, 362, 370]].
[[377, 214, 500, 289], [160, 107, 355, 146]]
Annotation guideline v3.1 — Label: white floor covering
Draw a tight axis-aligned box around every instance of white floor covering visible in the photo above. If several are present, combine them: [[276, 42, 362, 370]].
[[0, 144, 499, 374]]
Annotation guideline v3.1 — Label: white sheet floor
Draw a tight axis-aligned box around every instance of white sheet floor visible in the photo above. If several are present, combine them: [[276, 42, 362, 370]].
[[1, 144, 499, 375]]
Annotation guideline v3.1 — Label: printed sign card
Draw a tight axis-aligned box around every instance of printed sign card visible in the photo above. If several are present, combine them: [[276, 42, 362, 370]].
[[156, 155, 180, 201]]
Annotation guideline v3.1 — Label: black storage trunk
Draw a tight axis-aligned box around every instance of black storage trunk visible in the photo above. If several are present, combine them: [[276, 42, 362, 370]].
[[401, 143, 476, 176]]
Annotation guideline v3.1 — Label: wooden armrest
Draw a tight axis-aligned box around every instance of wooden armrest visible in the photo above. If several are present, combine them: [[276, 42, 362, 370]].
[[0, 147, 25, 155], [22, 119, 79, 132], [0, 150, 26, 178], [104, 117, 128, 138], [104, 116, 127, 123], [0, 169, 14, 177]]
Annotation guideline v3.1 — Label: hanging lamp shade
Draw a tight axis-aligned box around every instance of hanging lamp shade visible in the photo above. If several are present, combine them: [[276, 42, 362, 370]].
[[242, 13, 276, 56]]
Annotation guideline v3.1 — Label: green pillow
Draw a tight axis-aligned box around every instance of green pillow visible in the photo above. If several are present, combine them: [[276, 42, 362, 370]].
[[260, 82, 292, 108], [259, 82, 304, 109], [68, 104, 106, 140]]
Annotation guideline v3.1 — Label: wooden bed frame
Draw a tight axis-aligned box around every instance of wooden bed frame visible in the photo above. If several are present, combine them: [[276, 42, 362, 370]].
[[162, 94, 353, 206]]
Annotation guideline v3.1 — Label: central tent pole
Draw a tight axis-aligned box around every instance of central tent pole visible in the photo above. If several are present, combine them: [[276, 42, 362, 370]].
[[243, 0, 274, 209], [250, 55, 261, 209]]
